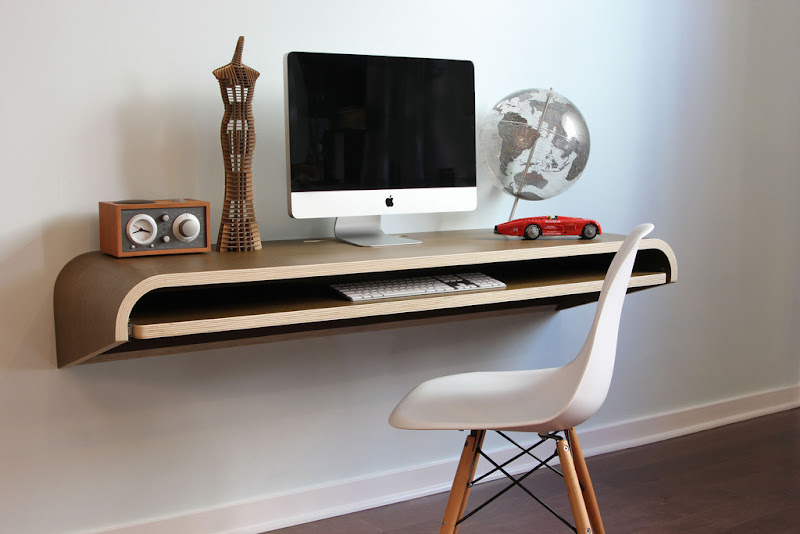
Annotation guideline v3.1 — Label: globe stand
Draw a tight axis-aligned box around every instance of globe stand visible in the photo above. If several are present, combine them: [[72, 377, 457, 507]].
[[507, 89, 553, 222], [334, 216, 422, 247]]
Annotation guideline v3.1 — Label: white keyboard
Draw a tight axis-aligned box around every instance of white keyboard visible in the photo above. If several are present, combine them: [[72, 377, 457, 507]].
[[331, 272, 506, 302]]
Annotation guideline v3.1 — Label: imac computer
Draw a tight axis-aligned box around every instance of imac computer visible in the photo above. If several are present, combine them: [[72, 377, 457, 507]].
[[284, 52, 477, 246]]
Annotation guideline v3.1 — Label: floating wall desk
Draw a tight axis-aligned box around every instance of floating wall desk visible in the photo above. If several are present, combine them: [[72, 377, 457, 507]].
[[54, 230, 677, 368]]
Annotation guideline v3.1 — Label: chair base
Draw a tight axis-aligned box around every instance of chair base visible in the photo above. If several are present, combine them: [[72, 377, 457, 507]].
[[440, 428, 604, 534]]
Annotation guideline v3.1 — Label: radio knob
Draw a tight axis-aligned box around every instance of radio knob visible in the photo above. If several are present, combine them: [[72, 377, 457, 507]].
[[172, 213, 201, 242]]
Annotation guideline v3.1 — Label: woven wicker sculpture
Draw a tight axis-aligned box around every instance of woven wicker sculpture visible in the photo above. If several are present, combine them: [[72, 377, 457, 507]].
[[213, 36, 262, 251]]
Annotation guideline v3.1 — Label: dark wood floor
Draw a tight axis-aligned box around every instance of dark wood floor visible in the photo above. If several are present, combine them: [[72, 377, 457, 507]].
[[270, 408, 800, 533]]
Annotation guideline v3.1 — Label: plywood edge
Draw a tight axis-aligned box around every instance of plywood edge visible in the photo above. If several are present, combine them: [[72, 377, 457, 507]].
[[130, 273, 667, 339], [640, 238, 678, 282], [90, 305, 562, 364], [117, 235, 673, 295], [59, 341, 128, 368], [115, 235, 677, 343]]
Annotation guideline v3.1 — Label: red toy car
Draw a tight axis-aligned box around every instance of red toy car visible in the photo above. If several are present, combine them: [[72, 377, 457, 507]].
[[494, 215, 601, 240]]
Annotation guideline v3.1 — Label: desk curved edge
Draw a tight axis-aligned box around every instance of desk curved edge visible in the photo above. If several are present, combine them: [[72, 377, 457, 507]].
[[54, 231, 677, 368]]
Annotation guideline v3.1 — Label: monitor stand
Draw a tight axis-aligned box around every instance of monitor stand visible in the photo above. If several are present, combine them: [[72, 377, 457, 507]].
[[334, 216, 422, 247]]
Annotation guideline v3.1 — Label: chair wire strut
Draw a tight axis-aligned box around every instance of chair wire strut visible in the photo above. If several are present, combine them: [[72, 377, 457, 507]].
[[456, 431, 580, 533]]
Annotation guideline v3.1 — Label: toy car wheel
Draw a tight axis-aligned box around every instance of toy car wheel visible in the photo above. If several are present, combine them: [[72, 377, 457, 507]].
[[581, 224, 598, 239], [524, 224, 541, 240]]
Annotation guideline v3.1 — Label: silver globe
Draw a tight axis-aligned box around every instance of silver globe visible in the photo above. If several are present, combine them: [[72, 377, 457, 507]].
[[480, 88, 590, 202]]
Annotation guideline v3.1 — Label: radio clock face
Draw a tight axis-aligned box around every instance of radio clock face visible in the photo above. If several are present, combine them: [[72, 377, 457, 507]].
[[126, 214, 158, 246]]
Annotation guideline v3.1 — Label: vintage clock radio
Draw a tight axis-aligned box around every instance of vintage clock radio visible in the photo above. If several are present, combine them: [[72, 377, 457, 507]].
[[99, 199, 211, 257]]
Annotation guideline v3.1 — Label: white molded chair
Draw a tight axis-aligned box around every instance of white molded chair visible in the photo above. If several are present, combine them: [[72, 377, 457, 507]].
[[389, 224, 655, 534]]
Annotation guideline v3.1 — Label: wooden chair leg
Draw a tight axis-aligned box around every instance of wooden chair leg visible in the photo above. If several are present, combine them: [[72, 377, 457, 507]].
[[567, 428, 605, 534], [557, 439, 592, 534], [439, 430, 486, 534]]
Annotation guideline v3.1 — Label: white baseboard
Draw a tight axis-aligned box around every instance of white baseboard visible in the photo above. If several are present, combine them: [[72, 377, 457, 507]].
[[101, 384, 800, 534]]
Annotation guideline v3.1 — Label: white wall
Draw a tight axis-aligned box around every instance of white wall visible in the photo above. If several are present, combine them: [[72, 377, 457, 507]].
[[1, 1, 798, 532]]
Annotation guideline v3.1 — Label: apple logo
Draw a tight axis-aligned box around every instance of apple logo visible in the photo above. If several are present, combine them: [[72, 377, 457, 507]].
[[385, 196, 394, 207]]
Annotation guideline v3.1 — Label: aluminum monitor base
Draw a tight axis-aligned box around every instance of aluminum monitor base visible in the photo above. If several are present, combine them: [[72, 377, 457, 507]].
[[334, 216, 421, 247]]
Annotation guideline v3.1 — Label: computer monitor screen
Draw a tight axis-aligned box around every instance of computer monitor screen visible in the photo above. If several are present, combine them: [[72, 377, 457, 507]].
[[284, 52, 476, 246]]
